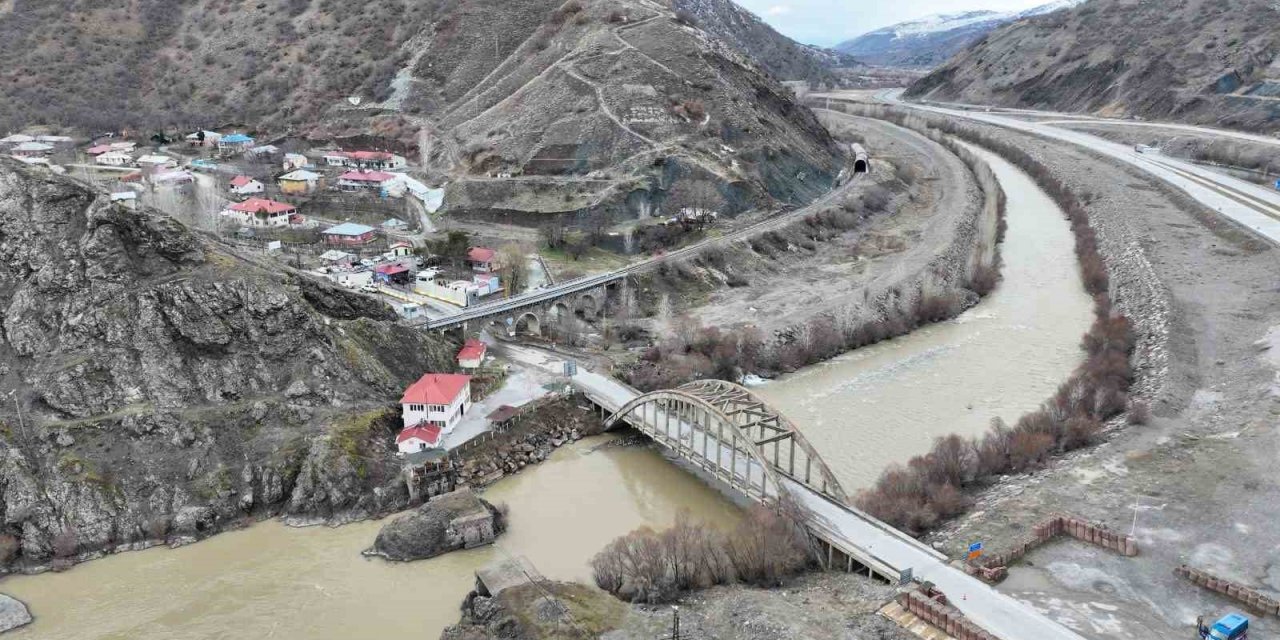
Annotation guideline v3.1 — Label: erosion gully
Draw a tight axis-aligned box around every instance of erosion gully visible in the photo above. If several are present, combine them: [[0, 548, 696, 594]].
[[1, 147, 1092, 639]]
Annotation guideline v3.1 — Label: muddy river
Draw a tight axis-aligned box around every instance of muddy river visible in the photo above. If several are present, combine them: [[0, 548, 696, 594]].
[[1, 147, 1091, 639], [2, 436, 741, 639], [756, 146, 1094, 490]]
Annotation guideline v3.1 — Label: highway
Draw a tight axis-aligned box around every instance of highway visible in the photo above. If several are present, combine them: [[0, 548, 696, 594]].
[[849, 89, 1280, 246]]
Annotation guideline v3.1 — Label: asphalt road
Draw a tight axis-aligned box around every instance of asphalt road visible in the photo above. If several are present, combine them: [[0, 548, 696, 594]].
[[847, 89, 1280, 246]]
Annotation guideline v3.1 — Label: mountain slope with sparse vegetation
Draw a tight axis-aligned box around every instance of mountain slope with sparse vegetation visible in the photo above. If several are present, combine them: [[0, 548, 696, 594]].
[[907, 0, 1280, 132]]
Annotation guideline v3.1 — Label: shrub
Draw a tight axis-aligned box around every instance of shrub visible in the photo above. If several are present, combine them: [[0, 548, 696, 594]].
[[674, 10, 698, 27], [52, 529, 78, 558]]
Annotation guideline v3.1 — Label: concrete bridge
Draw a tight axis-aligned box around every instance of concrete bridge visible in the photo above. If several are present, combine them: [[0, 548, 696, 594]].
[[568, 370, 1085, 640], [422, 272, 618, 336]]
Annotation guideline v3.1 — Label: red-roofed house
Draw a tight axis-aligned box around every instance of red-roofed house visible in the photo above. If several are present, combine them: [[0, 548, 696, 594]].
[[401, 373, 473, 435], [396, 423, 443, 454], [323, 150, 407, 170], [467, 247, 497, 272], [221, 197, 298, 228], [336, 170, 404, 197], [457, 340, 488, 369], [86, 144, 113, 156], [229, 175, 264, 196]]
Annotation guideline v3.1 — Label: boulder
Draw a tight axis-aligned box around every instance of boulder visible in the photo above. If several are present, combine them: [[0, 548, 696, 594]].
[[0, 594, 32, 633], [367, 488, 505, 561]]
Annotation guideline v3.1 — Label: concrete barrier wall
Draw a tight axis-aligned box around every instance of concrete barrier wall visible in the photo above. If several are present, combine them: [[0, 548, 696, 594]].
[[898, 590, 997, 640], [1175, 564, 1280, 616], [965, 513, 1139, 583]]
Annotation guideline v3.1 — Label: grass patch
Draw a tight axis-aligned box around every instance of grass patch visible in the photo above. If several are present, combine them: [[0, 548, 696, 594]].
[[500, 582, 628, 637]]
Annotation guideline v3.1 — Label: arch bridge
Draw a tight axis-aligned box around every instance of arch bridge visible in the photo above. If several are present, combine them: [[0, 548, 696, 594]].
[[603, 379, 847, 506]]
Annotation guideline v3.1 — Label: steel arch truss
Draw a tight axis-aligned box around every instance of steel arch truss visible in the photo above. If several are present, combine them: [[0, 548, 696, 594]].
[[603, 380, 848, 505]]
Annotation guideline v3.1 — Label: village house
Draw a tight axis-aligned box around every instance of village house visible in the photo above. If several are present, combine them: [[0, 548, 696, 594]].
[[108, 141, 136, 152], [96, 151, 133, 167], [457, 339, 488, 369], [319, 249, 357, 266], [85, 144, 113, 156], [467, 247, 498, 272], [386, 241, 414, 258], [185, 131, 222, 147], [109, 191, 138, 209], [282, 153, 308, 172], [396, 424, 443, 453], [0, 134, 35, 145], [229, 175, 265, 196], [151, 170, 196, 186], [222, 197, 298, 228], [277, 169, 321, 195], [136, 154, 176, 169], [336, 170, 405, 197], [323, 150, 407, 171], [414, 273, 501, 307], [322, 222, 378, 246], [400, 372, 473, 441], [374, 262, 412, 286], [10, 142, 53, 157], [382, 218, 408, 232], [217, 133, 255, 153], [249, 144, 279, 157]]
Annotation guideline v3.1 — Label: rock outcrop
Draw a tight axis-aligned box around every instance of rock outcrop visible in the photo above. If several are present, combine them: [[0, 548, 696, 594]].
[[0, 594, 31, 633], [368, 488, 504, 561], [0, 161, 456, 573]]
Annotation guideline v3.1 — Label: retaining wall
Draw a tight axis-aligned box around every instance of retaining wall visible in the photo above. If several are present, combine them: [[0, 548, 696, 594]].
[[898, 589, 996, 640], [966, 513, 1138, 583]]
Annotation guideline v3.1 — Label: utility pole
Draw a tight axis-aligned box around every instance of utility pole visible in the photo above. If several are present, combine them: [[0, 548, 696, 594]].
[[670, 605, 680, 640]]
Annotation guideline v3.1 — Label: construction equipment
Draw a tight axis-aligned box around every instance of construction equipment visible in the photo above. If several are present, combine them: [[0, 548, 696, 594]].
[[1198, 613, 1249, 640]]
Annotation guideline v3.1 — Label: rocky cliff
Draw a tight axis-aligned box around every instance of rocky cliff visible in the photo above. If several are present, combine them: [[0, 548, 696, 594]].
[[907, 0, 1280, 132], [0, 161, 456, 572]]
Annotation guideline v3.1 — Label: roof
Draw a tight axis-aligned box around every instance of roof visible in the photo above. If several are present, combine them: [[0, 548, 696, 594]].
[[330, 150, 398, 162], [404, 448, 449, 465], [338, 170, 396, 183], [136, 155, 172, 163], [0, 134, 34, 144], [396, 424, 442, 446], [375, 263, 409, 275], [13, 142, 53, 152], [86, 144, 112, 155], [486, 405, 521, 423], [153, 170, 194, 183], [401, 373, 471, 405], [382, 218, 407, 228], [324, 222, 377, 236], [468, 247, 496, 263], [319, 249, 353, 261], [229, 198, 295, 214], [458, 339, 487, 361], [279, 170, 321, 181], [229, 175, 256, 187], [1214, 614, 1249, 633], [109, 192, 137, 201], [221, 133, 254, 144]]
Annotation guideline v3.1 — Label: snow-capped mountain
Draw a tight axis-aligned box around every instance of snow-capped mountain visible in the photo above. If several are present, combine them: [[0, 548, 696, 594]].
[[836, 0, 1088, 68]]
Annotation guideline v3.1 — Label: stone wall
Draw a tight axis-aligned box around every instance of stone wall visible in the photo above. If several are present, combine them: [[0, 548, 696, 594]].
[[966, 513, 1139, 583], [1175, 564, 1280, 616], [898, 587, 996, 640]]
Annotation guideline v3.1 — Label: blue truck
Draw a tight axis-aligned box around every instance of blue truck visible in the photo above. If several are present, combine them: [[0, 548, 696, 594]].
[[1198, 613, 1249, 640]]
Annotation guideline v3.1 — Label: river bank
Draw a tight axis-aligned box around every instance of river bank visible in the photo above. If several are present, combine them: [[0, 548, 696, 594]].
[[0, 433, 743, 639]]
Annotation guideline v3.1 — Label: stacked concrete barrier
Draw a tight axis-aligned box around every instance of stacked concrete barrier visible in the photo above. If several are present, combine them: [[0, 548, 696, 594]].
[[966, 513, 1139, 583], [1175, 565, 1280, 616], [898, 589, 997, 640]]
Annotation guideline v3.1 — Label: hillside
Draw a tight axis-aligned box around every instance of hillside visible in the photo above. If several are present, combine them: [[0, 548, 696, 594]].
[[907, 0, 1280, 132], [0, 0, 845, 216], [0, 160, 456, 569], [670, 0, 861, 82], [837, 1, 1083, 68]]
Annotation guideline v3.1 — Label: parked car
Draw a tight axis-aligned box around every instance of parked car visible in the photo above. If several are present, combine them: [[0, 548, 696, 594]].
[[360, 284, 379, 294]]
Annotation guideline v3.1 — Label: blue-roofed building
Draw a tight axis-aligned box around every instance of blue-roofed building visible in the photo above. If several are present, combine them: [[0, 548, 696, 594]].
[[323, 222, 378, 247], [217, 133, 255, 153]]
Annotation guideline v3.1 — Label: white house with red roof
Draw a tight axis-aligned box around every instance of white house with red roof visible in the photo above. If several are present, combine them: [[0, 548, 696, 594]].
[[457, 339, 488, 369], [323, 150, 407, 171], [336, 170, 405, 197], [467, 246, 497, 272], [400, 373, 472, 440], [228, 175, 265, 196], [396, 424, 443, 454], [221, 197, 298, 228]]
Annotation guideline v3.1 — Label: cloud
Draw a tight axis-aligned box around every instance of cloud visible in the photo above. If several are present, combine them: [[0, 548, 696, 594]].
[[764, 4, 792, 16]]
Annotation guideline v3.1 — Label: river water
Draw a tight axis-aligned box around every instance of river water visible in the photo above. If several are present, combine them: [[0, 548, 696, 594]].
[[1, 147, 1091, 639], [2, 436, 741, 639], [755, 146, 1094, 491]]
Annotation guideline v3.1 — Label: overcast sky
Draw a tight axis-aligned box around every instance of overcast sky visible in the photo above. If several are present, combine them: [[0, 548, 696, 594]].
[[734, 0, 1053, 46]]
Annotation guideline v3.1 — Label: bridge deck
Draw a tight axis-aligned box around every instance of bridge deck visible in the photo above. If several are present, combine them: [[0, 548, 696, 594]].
[[571, 371, 1083, 640]]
